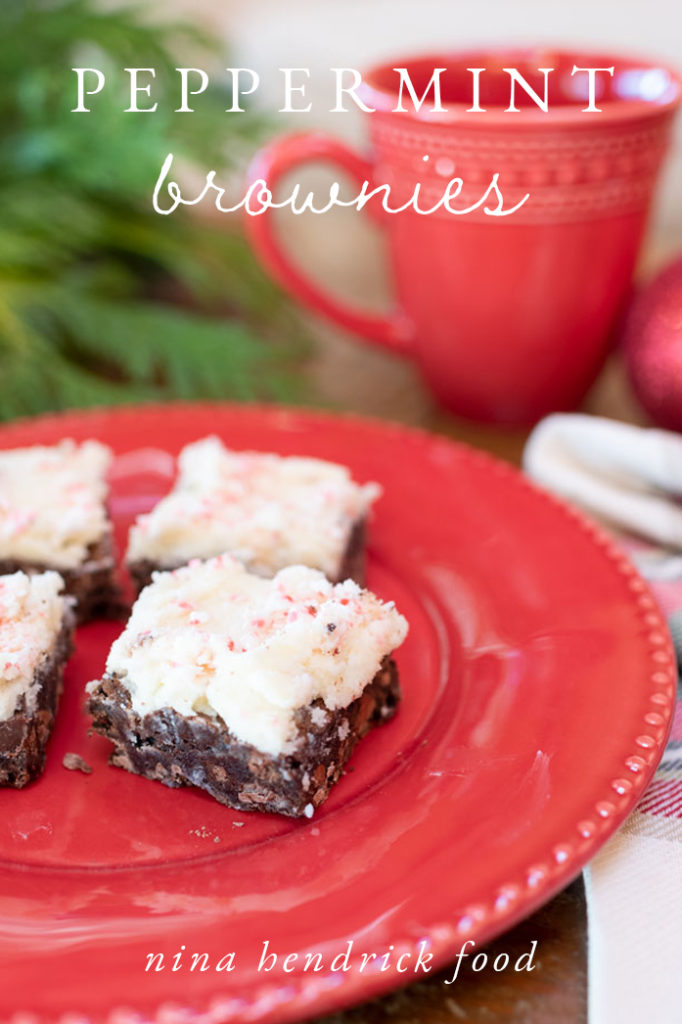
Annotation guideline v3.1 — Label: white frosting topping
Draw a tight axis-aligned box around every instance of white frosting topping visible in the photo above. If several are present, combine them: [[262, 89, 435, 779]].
[[0, 572, 67, 721], [0, 440, 112, 568], [99, 556, 408, 756], [126, 437, 380, 579]]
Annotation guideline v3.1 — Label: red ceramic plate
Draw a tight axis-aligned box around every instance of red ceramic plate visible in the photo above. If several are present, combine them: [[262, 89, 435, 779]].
[[0, 404, 674, 1024]]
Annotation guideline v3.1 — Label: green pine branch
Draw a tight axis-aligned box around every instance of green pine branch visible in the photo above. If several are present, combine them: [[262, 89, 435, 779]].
[[0, 0, 309, 421]]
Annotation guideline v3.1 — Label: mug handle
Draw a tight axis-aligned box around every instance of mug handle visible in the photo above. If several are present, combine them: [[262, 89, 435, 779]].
[[245, 133, 415, 355]]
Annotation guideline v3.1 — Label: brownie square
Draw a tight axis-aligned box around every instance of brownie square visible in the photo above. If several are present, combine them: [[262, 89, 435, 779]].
[[126, 437, 379, 591], [87, 556, 408, 816], [0, 572, 75, 788], [0, 440, 120, 622]]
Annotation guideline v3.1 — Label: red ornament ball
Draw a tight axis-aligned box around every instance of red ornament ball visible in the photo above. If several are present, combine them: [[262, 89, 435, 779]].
[[623, 255, 682, 432]]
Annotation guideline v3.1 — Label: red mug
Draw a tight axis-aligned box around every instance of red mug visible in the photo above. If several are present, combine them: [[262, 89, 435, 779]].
[[246, 50, 681, 425]]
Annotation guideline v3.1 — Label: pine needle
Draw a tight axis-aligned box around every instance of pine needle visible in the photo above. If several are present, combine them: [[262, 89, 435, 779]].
[[0, 0, 309, 421]]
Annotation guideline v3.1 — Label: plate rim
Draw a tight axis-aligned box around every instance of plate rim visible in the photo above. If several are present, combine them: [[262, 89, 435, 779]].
[[0, 401, 675, 1024]]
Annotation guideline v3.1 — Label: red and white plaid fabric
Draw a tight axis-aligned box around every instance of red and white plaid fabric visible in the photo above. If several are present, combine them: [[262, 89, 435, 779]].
[[585, 539, 682, 1024], [522, 415, 682, 1023]]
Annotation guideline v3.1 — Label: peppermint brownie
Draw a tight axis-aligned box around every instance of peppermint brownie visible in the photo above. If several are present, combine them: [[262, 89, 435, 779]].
[[126, 437, 379, 591], [0, 571, 75, 787], [87, 556, 408, 816], [0, 440, 119, 622]]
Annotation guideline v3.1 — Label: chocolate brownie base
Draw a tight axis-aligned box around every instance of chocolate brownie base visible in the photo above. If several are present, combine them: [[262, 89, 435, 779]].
[[87, 656, 400, 817], [0, 614, 75, 788], [335, 517, 366, 587], [0, 533, 122, 624], [127, 517, 368, 596]]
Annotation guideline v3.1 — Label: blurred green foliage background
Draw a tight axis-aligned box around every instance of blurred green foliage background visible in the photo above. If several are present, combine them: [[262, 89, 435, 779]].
[[0, 0, 307, 420]]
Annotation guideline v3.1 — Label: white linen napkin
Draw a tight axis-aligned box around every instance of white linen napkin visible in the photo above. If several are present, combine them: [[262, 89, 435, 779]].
[[524, 414, 682, 550], [524, 414, 682, 1024]]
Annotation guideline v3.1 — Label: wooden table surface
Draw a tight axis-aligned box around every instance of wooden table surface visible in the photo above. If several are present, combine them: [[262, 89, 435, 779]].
[[295, 250, 649, 1021]]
